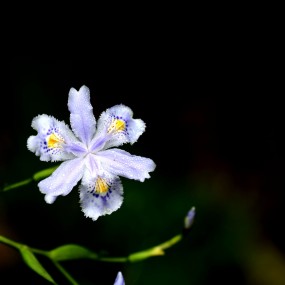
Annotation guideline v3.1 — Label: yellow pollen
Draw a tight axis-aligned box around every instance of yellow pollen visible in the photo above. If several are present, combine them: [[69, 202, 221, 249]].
[[95, 177, 109, 194], [108, 119, 126, 133], [47, 133, 64, 148]]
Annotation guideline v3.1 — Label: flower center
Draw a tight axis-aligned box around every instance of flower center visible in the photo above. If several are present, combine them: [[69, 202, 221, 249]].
[[47, 133, 65, 149], [95, 177, 110, 194]]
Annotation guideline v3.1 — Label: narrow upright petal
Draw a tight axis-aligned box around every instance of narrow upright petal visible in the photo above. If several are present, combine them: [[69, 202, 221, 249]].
[[114, 272, 125, 285], [79, 172, 123, 221], [38, 157, 85, 203], [97, 149, 156, 182], [27, 114, 77, 161], [89, 104, 145, 152], [68, 85, 96, 145]]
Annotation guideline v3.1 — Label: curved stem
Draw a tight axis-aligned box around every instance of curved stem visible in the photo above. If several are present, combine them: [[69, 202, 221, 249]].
[[98, 256, 129, 263], [0, 232, 185, 285], [53, 261, 79, 285], [2, 165, 59, 192], [0, 235, 22, 249]]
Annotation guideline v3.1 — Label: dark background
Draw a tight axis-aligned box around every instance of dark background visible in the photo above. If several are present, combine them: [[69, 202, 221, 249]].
[[0, 32, 284, 285]]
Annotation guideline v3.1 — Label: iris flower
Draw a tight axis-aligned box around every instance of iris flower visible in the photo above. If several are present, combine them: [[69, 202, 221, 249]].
[[27, 85, 156, 221]]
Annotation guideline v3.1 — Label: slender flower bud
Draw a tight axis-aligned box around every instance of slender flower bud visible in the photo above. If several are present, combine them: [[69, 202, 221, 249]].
[[184, 207, 195, 229], [114, 271, 125, 285]]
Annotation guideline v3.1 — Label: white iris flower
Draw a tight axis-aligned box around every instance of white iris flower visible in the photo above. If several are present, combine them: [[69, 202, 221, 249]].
[[27, 85, 156, 221]]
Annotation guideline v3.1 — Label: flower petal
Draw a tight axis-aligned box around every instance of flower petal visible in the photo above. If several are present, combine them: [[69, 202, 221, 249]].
[[89, 104, 145, 152], [97, 148, 156, 182], [68, 85, 96, 145], [38, 157, 85, 203], [64, 141, 88, 157], [83, 153, 104, 178], [27, 114, 78, 162], [114, 272, 125, 285], [79, 172, 123, 221]]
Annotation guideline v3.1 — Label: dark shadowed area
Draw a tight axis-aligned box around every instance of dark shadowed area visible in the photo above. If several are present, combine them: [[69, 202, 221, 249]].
[[0, 48, 284, 285]]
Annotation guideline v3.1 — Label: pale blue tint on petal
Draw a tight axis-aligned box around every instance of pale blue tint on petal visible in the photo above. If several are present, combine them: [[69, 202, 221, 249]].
[[68, 85, 96, 145], [97, 149, 156, 182], [27, 135, 50, 161], [93, 104, 145, 150], [91, 109, 126, 150], [45, 194, 57, 204], [89, 135, 108, 153], [27, 114, 77, 162], [79, 174, 123, 221], [114, 272, 125, 285], [83, 153, 103, 177], [64, 141, 87, 157], [106, 104, 145, 147], [125, 117, 145, 144], [38, 158, 85, 201]]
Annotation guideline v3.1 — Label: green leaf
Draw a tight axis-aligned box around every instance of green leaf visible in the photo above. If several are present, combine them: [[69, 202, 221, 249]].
[[49, 244, 98, 262], [20, 246, 55, 284], [33, 165, 59, 181]]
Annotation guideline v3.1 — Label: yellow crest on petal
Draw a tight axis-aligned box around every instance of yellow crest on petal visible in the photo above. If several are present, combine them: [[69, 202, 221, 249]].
[[108, 118, 126, 134], [47, 133, 65, 148], [95, 177, 110, 194]]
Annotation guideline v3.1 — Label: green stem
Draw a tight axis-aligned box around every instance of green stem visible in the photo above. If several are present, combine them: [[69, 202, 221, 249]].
[[53, 261, 79, 285], [2, 178, 33, 191], [1, 232, 184, 264], [98, 256, 129, 263], [0, 232, 184, 284], [30, 247, 50, 257], [128, 234, 182, 262], [0, 235, 22, 249], [156, 234, 182, 250], [2, 165, 59, 192]]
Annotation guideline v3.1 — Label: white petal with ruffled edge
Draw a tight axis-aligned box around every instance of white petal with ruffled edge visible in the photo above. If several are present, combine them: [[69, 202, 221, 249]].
[[27, 114, 77, 162], [68, 85, 96, 145], [38, 157, 85, 203], [107, 104, 145, 144], [97, 148, 156, 182], [89, 104, 145, 152], [79, 172, 123, 221]]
